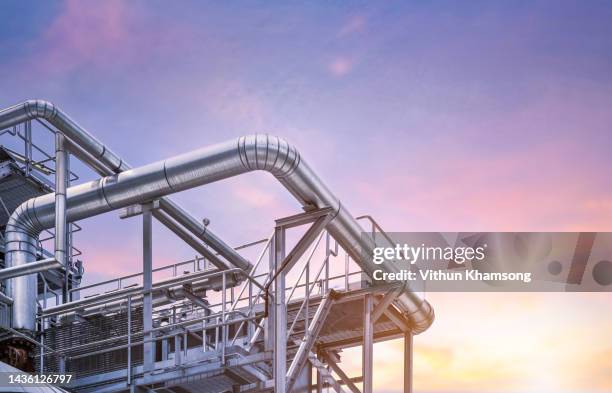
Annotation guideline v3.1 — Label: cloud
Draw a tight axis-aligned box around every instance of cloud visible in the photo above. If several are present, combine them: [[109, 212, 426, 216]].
[[338, 15, 366, 37], [329, 56, 354, 77], [230, 181, 281, 209], [13, 0, 192, 77], [35, 0, 130, 72]]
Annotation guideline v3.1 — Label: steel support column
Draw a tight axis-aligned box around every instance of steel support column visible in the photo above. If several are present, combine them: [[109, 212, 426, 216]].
[[316, 353, 324, 393], [404, 332, 413, 393], [363, 294, 373, 393], [142, 204, 155, 379], [273, 226, 287, 393], [264, 239, 274, 352]]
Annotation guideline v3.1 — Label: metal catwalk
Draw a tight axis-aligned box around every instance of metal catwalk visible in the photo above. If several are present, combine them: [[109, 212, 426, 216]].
[[0, 101, 434, 393]]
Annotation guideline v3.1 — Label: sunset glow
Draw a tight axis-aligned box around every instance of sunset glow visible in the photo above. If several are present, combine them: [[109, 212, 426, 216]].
[[1, 1, 611, 391]]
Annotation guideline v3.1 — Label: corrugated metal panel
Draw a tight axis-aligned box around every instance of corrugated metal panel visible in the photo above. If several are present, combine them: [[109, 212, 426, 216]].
[[40, 308, 144, 378]]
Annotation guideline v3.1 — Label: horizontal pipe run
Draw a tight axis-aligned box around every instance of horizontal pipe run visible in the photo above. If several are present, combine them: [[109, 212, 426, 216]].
[[158, 199, 251, 271], [5, 131, 433, 333], [42, 267, 264, 318], [41, 268, 239, 317], [0, 101, 254, 331], [152, 209, 231, 271], [0, 291, 13, 305], [0, 258, 62, 280]]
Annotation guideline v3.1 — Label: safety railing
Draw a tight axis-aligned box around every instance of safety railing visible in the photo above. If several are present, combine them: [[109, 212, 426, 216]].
[[31, 215, 392, 385], [68, 237, 269, 300]]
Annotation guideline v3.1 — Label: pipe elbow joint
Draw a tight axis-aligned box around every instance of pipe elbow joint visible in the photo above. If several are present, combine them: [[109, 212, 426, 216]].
[[23, 100, 59, 122], [405, 300, 435, 335], [238, 134, 301, 178], [5, 199, 42, 238], [4, 199, 43, 258]]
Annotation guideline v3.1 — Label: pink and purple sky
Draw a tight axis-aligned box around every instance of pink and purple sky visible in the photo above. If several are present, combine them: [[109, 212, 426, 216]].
[[1, 1, 612, 392]]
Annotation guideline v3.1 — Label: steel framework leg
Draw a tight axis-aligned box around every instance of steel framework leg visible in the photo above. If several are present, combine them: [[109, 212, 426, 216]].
[[273, 227, 287, 393], [143, 206, 154, 379], [404, 332, 413, 393], [316, 355, 323, 393], [363, 294, 373, 393], [265, 238, 274, 353]]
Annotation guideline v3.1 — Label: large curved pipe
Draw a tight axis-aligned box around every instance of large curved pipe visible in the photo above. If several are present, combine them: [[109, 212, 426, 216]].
[[0, 100, 250, 272], [5, 134, 434, 333]]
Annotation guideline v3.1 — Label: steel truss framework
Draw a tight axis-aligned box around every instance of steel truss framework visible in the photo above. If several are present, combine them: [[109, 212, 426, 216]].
[[0, 101, 429, 393]]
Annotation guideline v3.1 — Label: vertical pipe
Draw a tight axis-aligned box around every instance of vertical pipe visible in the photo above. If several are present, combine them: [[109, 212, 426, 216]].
[[174, 334, 181, 366], [363, 294, 374, 393], [183, 332, 188, 359], [162, 337, 168, 360], [43, 281, 48, 309], [215, 316, 220, 352], [273, 226, 287, 393], [24, 121, 32, 175], [55, 133, 68, 302], [174, 307, 181, 366], [142, 206, 154, 377], [404, 332, 413, 393], [67, 152, 74, 300]]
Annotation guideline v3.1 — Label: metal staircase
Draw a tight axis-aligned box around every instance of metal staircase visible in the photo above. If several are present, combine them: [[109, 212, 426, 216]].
[[26, 210, 415, 393]]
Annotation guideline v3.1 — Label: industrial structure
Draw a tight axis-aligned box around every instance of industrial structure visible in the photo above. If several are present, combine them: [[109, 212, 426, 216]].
[[0, 100, 434, 393]]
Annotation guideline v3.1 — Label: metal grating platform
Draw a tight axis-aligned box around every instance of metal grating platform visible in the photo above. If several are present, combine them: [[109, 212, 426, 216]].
[[0, 147, 52, 228]]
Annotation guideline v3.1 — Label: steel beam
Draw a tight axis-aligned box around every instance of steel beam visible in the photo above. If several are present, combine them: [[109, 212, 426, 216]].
[[363, 294, 373, 393], [404, 332, 413, 393], [371, 289, 399, 323], [143, 204, 155, 379], [274, 206, 335, 229], [151, 209, 231, 271], [321, 351, 361, 393], [383, 307, 410, 333], [308, 353, 345, 393], [316, 352, 323, 393], [287, 294, 335, 392], [273, 226, 287, 393]]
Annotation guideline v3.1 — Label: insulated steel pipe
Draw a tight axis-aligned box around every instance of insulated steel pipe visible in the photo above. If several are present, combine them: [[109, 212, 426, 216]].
[[151, 209, 231, 271], [0, 258, 62, 281], [55, 133, 69, 302], [0, 100, 251, 272], [5, 134, 434, 333]]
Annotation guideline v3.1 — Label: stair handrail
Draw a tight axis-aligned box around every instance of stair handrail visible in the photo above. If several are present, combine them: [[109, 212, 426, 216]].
[[285, 230, 325, 305], [356, 214, 396, 247], [286, 245, 332, 339]]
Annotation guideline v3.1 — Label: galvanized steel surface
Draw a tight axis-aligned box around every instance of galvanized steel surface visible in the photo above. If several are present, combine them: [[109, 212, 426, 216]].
[[3, 131, 433, 333]]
